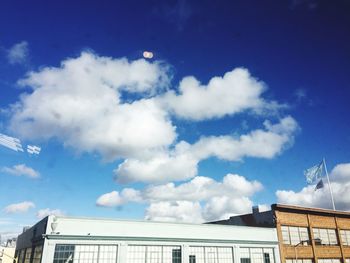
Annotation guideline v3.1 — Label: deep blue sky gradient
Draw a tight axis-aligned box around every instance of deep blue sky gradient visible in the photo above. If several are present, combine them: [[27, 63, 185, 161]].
[[0, 0, 349, 237]]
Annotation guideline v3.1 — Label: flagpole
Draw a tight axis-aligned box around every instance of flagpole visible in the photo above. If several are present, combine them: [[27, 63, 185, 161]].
[[323, 158, 336, 210]]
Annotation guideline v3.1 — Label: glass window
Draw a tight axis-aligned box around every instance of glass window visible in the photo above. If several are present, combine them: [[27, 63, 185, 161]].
[[345, 259, 350, 263], [240, 248, 274, 263], [189, 246, 233, 263], [313, 228, 338, 245], [340, 230, 350, 246], [24, 247, 32, 263], [53, 245, 75, 263], [17, 249, 25, 263], [53, 244, 118, 263], [127, 245, 181, 263], [318, 259, 340, 263], [99, 245, 118, 263], [281, 226, 310, 245], [172, 248, 181, 263], [33, 245, 43, 263], [286, 259, 312, 263]]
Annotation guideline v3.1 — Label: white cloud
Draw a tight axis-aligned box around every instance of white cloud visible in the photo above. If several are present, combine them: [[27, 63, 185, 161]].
[[116, 116, 298, 183], [4, 201, 35, 214], [7, 51, 298, 186], [36, 208, 65, 219], [276, 163, 350, 211], [98, 173, 263, 222], [96, 188, 142, 207], [159, 68, 282, 120], [2, 164, 40, 178], [145, 201, 204, 223], [7, 41, 29, 65], [9, 51, 174, 161]]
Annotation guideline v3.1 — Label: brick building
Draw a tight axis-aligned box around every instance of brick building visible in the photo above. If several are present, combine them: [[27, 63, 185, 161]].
[[209, 204, 350, 263]]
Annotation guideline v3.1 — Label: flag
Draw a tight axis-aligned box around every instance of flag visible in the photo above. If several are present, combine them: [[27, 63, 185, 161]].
[[315, 179, 324, 191], [304, 161, 324, 184], [27, 145, 41, 155], [0, 133, 24, 152]]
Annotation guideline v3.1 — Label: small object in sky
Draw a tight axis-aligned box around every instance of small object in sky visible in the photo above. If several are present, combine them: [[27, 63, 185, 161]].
[[0, 133, 24, 152], [143, 51, 154, 59], [27, 145, 41, 155]]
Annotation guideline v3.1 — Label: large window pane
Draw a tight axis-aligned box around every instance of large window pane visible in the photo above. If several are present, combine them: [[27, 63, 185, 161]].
[[33, 245, 43, 263], [240, 248, 275, 263], [313, 228, 338, 245], [127, 245, 181, 263], [24, 248, 32, 263]]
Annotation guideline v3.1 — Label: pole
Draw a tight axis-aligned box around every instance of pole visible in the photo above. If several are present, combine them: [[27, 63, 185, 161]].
[[323, 158, 336, 210]]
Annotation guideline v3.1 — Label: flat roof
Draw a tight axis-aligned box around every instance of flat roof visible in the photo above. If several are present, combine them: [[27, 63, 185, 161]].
[[272, 203, 350, 217]]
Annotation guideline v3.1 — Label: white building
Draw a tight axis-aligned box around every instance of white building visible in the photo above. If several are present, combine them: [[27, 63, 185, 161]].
[[15, 215, 280, 263], [0, 246, 16, 263]]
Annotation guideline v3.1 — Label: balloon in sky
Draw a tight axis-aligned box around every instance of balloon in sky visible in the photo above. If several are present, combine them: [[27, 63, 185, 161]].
[[143, 51, 154, 59]]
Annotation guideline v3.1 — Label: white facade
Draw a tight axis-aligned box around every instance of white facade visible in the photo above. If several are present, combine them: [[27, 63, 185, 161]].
[[0, 246, 16, 263], [16, 216, 280, 263]]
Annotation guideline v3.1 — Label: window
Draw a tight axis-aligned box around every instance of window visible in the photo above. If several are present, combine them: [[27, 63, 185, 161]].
[[318, 259, 341, 263], [340, 230, 350, 246], [281, 226, 310, 245], [264, 253, 270, 263], [286, 259, 312, 263], [53, 245, 75, 263], [127, 245, 181, 263], [345, 259, 350, 263], [172, 248, 181, 263], [189, 255, 196, 263], [189, 246, 234, 263], [32, 245, 43, 263], [240, 248, 275, 263], [99, 245, 118, 263], [17, 249, 25, 263], [53, 244, 118, 263], [313, 228, 338, 245], [24, 247, 32, 263]]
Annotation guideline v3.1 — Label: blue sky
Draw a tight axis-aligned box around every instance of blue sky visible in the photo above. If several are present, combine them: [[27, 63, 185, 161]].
[[1, 0, 350, 241]]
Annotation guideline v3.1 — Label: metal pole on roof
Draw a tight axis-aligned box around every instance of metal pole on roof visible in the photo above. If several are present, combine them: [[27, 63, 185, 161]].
[[323, 158, 336, 210]]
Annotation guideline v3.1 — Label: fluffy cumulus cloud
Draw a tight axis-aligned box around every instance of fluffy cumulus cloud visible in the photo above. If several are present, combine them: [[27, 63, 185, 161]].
[[159, 68, 282, 120], [7, 41, 29, 65], [276, 163, 350, 211], [97, 173, 263, 222], [1, 164, 40, 178], [9, 52, 173, 161], [8, 51, 298, 188], [36, 208, 65, 219], [115, 116, 298, 183], [3, 201, 35, 214], [96, 188, 141, 207], [145, 201, 203, 223]]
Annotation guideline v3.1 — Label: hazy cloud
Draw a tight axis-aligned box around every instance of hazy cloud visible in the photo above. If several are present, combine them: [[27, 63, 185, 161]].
[[2, 164, 40, 178], [36, 208, 65, 219], [4, 201, 35, 214], [7, 41, 29, 65], [276, 163, 350, 211]]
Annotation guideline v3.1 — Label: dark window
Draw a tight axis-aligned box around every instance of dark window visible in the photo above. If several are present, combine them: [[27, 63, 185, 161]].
[[172, 249, 181, 263], [189, 255, 196, 263], [264, 253, 271, 263], [241, 258, 251, 263], [53, 244, 75, 263]]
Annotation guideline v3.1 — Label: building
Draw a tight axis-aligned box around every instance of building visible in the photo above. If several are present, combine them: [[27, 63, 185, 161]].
[[15, 215, 280, 263], [210, 204, 350, 263], [0, 238, 16, 263]]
